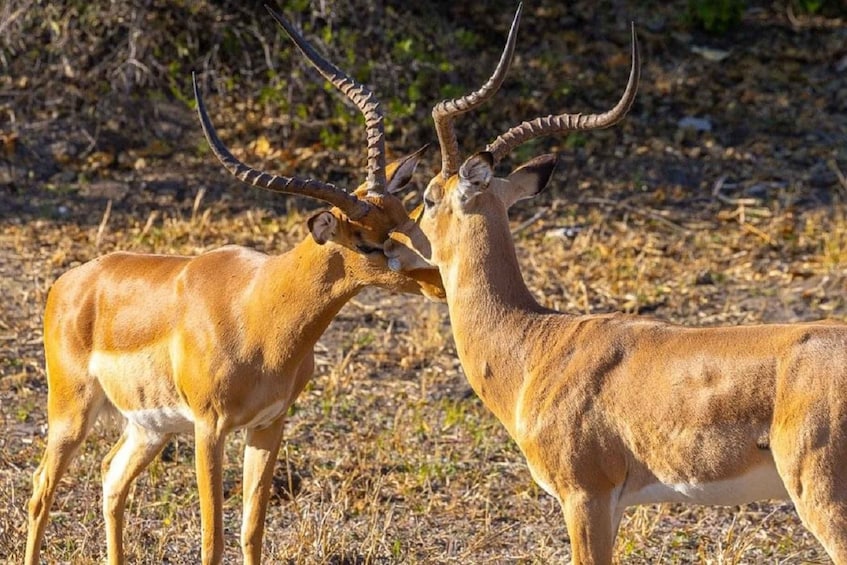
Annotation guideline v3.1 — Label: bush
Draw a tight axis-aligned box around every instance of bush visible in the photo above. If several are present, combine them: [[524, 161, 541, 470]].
[[687, 0, 745, 33]]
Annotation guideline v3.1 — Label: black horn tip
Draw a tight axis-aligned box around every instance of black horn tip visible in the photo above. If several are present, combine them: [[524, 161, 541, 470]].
[[191, 71, 204, 107], [264, 4, 280, 19], [265, 3, 304, 45]]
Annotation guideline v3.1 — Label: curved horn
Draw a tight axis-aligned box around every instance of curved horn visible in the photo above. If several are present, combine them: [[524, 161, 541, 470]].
[[432, 3, 522, 178], [265, 5, 386, 194], [485, 23, 640, 164], [193, 73, 371, 219]]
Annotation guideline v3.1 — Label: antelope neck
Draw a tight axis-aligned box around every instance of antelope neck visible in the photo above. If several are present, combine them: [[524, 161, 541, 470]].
[[442, 211, 551, 434], [245, 238, 363, 368]]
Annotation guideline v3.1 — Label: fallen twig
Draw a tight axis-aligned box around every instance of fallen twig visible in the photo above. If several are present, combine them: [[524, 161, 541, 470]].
[[511, 210, 547, 236], [828, 159, 847, 198], [95, 199, 112, 251], [579, 196, 690, 234]]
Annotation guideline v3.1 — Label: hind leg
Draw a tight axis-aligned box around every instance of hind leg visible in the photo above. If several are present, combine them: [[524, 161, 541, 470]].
[[772, 409, 847, 562], [778, 458, 847, 562], [25, 372, 106, 565], [102, 422, 171, 565]]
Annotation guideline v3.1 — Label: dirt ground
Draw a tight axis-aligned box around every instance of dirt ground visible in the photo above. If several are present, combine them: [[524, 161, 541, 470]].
[[1, 1, 846, 563]]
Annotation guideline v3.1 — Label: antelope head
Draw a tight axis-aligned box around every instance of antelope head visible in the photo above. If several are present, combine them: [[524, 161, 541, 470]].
[[384, 4, 640, 278], [195, 6, 444, 300]]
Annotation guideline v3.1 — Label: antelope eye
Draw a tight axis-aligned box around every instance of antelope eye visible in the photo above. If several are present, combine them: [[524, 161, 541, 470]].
[[423, 196, 435, 208], [356, 243, 382, 255]]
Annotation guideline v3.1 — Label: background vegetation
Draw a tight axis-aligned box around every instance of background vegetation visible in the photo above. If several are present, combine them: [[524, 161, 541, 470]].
[[1, 0, 846, 562]]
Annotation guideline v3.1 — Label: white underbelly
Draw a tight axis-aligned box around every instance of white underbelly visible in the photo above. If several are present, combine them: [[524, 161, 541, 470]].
[[90, 350, 295, 434], [621, 463, 789, 507], [122, 406, 195, 434], [90, 349, 193, 433], [242, 400, 289, 429]]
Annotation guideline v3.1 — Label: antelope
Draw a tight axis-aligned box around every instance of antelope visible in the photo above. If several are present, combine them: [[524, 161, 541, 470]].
[[24, 7, 443, 565], [385, 5, 847, 563]]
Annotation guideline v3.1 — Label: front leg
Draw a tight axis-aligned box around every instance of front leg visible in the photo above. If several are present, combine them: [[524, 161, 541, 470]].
[[561, 489, 615, 565], [195, 420, 226, 565], [241, 416, 286, 565]]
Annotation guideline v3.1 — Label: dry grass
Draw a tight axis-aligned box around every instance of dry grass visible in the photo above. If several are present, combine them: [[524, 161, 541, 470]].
[[1, 1, 846, 561], [1, 183, 845, 563]]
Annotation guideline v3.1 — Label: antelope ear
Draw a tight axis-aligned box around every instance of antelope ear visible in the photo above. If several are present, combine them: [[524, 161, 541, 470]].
[[386, 144, 428, 194], [307, 211, 338, 245], [457, 151, 494, 201], [496, 154, 558, 209]]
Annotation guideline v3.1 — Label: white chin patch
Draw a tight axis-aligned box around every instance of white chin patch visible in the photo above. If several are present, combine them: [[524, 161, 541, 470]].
[[388, 257, 402, 272]]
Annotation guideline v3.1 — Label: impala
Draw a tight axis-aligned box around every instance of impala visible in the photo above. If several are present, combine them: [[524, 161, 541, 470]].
[[385, 6, 847, 564], [25, 7, 443, 565]]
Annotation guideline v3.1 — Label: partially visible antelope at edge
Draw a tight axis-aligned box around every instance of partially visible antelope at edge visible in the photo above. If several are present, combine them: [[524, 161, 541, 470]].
[[24, 6, 444, 565], [385, 4, 847, 563]]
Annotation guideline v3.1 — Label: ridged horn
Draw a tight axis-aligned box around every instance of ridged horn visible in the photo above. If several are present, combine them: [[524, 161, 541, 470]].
[[265, 5, 387, 194], [485, 23, 640, 164], [431, 3, 522, 178], [193, 72, 371, 219]]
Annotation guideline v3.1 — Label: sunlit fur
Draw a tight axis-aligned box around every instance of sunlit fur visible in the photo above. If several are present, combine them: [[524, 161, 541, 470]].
[[25, 156, 444, 565], [386, 152, 847, 564]]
